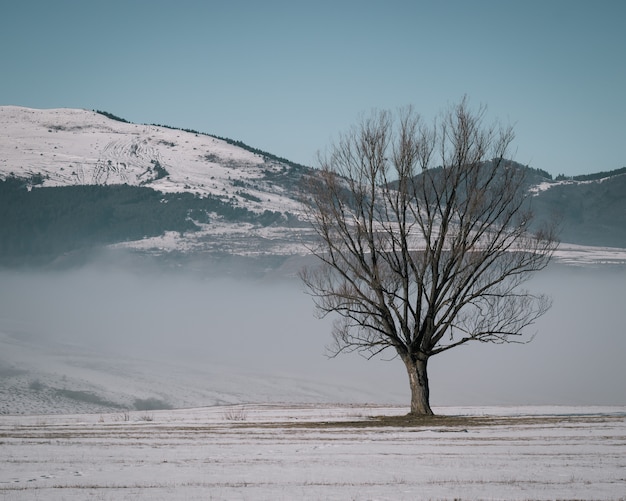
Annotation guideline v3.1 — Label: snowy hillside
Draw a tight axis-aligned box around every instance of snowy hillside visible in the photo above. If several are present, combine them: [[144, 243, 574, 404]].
[[0, 329, 397, 416], [0, 106, 317, 261], [0, 106, 303, 213], [2, 105, 626, 266]]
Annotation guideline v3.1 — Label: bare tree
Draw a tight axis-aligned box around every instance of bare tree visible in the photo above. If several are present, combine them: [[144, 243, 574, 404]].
[[300, 98, 558, 415]]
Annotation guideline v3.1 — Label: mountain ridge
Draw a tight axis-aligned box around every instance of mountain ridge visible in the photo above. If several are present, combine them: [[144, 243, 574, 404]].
[[1, 105, 625, 268]]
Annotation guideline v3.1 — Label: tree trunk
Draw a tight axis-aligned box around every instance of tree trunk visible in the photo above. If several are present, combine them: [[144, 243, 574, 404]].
[[404, 356, 433, 415]]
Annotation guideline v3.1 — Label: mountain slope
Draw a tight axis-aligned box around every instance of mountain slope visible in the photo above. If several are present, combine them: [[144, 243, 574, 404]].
[[530, 172, 626, 248], [0, 329, 396, 415], [0, 106, 306, 209], [0, 106, 315, 266], [1, 106, 625, 267]]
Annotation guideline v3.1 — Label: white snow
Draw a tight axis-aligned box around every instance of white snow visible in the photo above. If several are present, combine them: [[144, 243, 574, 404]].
[[0, 105, 303, 214], [108, 221, 316, 256], [553, 242, 626, 266], [1, 404, 624, 500], [0, 328, 397, 417], [528, 180, 556, 194], [528, 174, 623, 196]]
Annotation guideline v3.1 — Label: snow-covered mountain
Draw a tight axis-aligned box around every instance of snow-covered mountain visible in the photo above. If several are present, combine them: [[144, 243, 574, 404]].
[[0, 106, 304, 208], [2, 105, 626, 268], [0, 106, 317, 265]]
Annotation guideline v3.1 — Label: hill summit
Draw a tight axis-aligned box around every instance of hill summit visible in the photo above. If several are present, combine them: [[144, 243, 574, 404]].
[[0, 106, 316, 267]]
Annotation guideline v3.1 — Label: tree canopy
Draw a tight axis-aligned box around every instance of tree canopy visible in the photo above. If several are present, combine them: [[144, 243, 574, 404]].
[[301, 98, 559, 415]]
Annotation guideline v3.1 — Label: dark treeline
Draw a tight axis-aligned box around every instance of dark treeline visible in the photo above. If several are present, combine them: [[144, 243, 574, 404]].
[[555, 166, 626, 182], [94, 110, 131, 123], [0, 177, 283, 265], [94, 109, 310, 170]]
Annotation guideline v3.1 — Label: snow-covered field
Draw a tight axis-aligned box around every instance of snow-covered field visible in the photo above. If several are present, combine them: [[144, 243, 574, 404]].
[[0, 328, 397, 416], [1, 265, 625, 501], [1, 404, 625, 500], [552, 243, 626, 266]]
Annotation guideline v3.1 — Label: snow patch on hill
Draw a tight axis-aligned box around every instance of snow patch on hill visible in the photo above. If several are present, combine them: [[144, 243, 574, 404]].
[[0, 106, 302, 215]]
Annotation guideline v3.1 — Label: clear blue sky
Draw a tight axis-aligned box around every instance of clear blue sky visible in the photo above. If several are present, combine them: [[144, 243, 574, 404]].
[[1, 0, 624, 177]]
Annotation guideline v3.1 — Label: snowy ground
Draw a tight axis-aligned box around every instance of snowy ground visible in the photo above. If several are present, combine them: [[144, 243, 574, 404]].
[[0, 328, 400, 416], [1, 404, 625, 500]]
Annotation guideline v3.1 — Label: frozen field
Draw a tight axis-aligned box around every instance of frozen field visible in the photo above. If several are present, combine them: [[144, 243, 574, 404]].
[[1, 404, 625, 500]]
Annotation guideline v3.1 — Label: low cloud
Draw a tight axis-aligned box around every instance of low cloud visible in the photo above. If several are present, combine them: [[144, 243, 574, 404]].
[[1, 261, 624, 406]]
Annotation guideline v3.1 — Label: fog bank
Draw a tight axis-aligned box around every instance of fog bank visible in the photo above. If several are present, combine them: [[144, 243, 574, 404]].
[[1, 262, 624, 406]]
